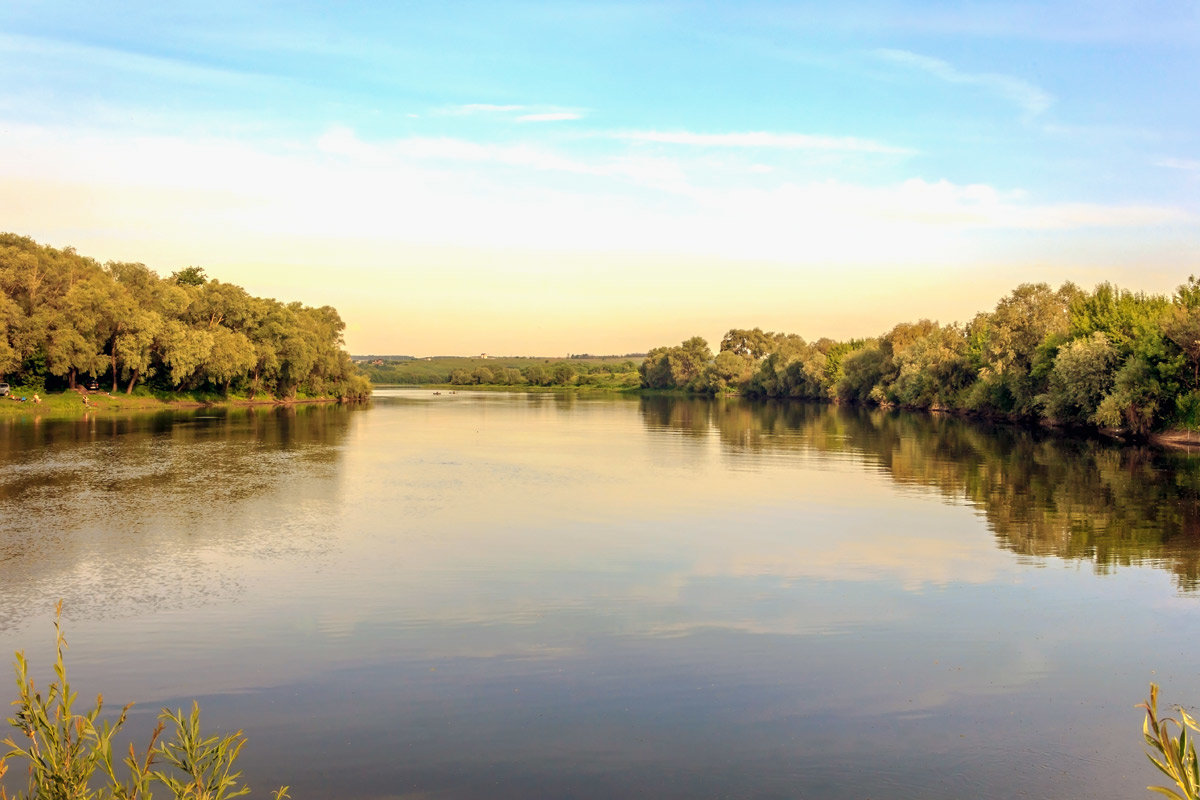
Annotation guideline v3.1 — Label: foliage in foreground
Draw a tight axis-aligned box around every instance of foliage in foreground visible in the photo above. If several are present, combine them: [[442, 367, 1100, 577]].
[[0, 604, 286, 800], [1143, 683, 1200, 799], [3, 609, 1190, 798]]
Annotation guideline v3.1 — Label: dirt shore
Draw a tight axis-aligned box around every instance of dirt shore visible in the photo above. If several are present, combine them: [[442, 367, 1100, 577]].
[[1150, 428, 1200, 450]]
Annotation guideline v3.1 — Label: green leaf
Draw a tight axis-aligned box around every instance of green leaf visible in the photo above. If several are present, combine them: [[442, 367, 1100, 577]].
[[1147, 786, 1188, 800]]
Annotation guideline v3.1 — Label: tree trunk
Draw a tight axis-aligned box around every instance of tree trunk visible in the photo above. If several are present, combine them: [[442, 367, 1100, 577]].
[[68, 368, 76, 390], [111, 344, 118, 393], [126, 368, 138, 395]]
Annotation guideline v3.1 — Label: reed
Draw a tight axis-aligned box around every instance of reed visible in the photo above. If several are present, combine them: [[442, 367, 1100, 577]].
[[1, 603, 287, 800], [1141, 683, 1200, 799]]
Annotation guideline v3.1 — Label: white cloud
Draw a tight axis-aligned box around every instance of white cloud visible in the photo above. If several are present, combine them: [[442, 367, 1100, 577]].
[[0, 122, 1190, 273], [874, 48, 1053, 115], [615, 129, 914, 154]]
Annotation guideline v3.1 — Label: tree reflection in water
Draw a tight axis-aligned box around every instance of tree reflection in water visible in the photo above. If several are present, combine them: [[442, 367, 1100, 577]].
[[640, 395, 1200, 591]]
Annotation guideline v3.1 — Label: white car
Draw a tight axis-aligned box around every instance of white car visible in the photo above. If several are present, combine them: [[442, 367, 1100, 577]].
[[0, 383, 9, 396]]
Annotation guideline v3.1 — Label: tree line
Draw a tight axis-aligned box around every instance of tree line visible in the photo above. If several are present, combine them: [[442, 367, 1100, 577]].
[[0, 234, 370, 399], [640, 279, 1200, 434], [361, 356, 639, 388], [447, 360, 638, 388]]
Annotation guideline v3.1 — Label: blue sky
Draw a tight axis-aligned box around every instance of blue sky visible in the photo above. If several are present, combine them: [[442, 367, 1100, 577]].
[[1, 1, 1197, 354]]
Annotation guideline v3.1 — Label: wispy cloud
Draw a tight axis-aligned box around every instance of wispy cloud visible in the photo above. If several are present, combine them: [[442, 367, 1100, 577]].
[[613, 129, 914, 155], [517, 112, 583, 123], [315, 127, 689, 192], [1156, 157, 1200, 173], [874, 48, 1053, 115], [0, 32, 269, 89], [436, 103, 528, 116], [435, 104, 585, 122]]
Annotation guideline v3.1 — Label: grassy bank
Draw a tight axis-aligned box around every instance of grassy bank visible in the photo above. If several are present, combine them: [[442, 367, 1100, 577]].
[[0, 387, 347, 420]]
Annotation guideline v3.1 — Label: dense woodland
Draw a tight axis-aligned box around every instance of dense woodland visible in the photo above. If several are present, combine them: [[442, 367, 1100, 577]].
[[641, 279, 1200, 434], [0, 234, 370, 399]]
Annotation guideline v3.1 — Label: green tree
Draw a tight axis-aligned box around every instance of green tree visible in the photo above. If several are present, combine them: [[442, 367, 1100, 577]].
[[522, 364, 548, 386], [1069, 282, 1170, 356], [171, 265, 207, 286], [494, 366, 524, 384], [836, 341, 887, 403], [0, 292, 21, 378], [1095, 356, 1161, 435], [748, 335, 827, 399], [697, 350, 755, 394], [204, 327, 257, 395], [1165, 280, 1200, 389], [966, 283, 1076, 415], [639, 347, 674, 389], [889, 323, 972, 409], [277, 331, 317, 398], [668, 337, 711, 389], [1039, 332, 1118, 425], [552, 362, 576, 385], [719, 328, 774, 359], [155, 319, 215, 389]]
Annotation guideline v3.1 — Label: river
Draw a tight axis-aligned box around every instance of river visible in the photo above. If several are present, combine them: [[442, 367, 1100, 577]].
[[1, 388, 1198, 799]]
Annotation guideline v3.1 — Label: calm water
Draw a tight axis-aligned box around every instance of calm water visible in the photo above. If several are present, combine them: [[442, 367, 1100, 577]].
[[2, 389, 1200, 799]]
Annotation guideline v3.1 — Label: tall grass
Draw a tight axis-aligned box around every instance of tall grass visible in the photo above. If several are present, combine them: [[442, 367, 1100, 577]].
[[1, 603, 286, 800]]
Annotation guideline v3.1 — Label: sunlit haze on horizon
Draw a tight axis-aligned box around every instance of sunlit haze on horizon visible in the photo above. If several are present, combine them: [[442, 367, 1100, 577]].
[[1, 1, 1197, 355]]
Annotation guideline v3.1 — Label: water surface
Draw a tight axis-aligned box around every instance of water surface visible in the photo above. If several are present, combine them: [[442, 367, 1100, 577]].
[[2, 390, 1198, 799]]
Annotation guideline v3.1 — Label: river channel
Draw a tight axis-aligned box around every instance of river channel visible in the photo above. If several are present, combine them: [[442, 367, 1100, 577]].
[[1, 388, 1199, 799]]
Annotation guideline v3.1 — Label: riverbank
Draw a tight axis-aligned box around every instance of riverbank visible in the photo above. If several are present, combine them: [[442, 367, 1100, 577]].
[[0, 388, 350, 420]]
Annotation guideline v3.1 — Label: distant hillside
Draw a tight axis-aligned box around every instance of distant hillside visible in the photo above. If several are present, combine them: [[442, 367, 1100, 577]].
[[358, 355, 642, 387]]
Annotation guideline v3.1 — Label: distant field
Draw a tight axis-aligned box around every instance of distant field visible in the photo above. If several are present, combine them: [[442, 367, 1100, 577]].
[[356, 355, 643, 386]]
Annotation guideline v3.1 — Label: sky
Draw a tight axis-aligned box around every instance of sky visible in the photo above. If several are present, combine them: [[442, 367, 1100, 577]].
[[1, 1, 1198, 355]]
